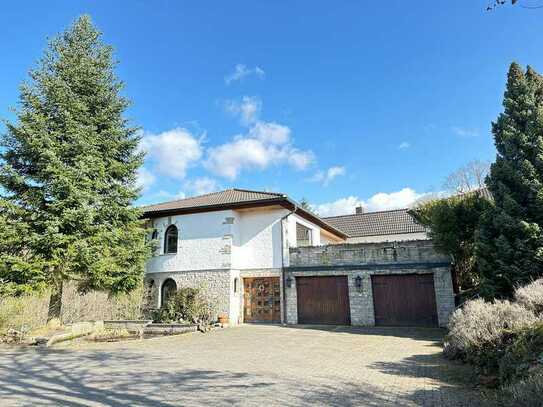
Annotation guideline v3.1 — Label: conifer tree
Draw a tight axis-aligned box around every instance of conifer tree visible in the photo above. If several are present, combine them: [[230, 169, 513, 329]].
[[477, 63, 543, 298], [0, 16, 150, 310]]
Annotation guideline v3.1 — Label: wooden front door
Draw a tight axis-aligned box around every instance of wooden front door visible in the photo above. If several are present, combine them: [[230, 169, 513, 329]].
[[296, 276, 351, 325], [371, 274, 438, 327], [243, 277, 281, 323]]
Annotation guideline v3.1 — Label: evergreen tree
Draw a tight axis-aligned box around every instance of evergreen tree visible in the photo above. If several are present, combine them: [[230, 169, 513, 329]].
[[0, 16, 150, 308], [477, 63, 543, 298], [409, 192, 491, 294]]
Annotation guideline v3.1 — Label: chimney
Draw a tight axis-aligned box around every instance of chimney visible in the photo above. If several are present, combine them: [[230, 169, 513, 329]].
[[355, 206, 364, 215]]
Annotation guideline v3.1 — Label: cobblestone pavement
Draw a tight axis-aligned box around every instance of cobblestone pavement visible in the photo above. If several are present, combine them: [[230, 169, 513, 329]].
[[0, 325, 482, 406]]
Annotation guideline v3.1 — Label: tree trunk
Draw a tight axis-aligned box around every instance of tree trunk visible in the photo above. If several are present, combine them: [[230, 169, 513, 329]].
[[47, 281, 63, 322]]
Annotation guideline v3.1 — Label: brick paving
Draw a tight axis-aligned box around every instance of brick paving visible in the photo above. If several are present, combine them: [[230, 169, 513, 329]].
[[0, 325, 481, 406]]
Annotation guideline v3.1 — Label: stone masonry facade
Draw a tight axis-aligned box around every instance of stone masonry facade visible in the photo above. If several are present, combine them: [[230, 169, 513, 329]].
[[285, 240, 454, 327]]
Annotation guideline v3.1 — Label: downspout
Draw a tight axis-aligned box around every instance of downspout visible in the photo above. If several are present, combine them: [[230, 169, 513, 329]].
[[280, 202, 297, 325]]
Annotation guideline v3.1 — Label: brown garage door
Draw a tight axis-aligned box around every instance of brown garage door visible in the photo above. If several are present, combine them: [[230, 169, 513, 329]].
[[372, 274, 438, 327], [297, 276, 350, 325]]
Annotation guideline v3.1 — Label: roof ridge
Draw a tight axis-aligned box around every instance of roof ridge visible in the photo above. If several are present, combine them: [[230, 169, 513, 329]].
[[322, 207, 410, 219], [230, 187, 285, 196], [140, 189, 228, 209]]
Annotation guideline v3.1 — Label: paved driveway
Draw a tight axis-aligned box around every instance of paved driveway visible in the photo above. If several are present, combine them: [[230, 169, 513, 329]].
[[0, 325, 481, 406]]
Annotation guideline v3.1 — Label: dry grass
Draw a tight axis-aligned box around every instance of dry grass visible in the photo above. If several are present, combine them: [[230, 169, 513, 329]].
[[0, 291, 50, 333], [60, 282, 147, 323]]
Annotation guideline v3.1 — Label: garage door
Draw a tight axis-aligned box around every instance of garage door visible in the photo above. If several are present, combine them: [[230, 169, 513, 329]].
[[372, 274, 438, 327], [296, 276, 350, 325]]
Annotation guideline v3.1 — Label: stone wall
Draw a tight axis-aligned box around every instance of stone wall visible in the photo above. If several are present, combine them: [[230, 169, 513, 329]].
[[285, 240, 454, 327], [145, 269, 231, 320]]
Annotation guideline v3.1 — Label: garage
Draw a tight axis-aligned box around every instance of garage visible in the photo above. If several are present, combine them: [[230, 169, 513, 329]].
[[371, 274, 438, 327], [296, 276, 351, 324]]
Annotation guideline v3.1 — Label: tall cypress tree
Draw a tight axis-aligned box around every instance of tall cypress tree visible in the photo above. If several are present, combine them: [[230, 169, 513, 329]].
[[0, 16, 150, 310], [477, 62, 543, 299]]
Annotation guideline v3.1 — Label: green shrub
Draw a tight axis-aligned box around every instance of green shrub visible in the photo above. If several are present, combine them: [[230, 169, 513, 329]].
[[499, 323, 543, 384], [515, 278, 543, 316], [443, 299, 538, 371], [155, 287, 217, 324]]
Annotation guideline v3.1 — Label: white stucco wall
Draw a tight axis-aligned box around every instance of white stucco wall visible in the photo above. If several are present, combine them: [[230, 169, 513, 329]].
[[231, 207, 289, 270], [146, 209, 235, 273], [345, 232, 429, 244]]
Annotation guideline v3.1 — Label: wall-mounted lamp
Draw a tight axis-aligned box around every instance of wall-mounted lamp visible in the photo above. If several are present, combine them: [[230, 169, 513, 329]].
[[355, 275, 363, 290], [286, 276, 293, 288]]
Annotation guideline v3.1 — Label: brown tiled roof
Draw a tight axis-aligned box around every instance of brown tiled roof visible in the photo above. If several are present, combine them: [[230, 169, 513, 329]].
[[142, 188, 285, 214], [141, 188, 348, 239], [323, 208, 426, 238]]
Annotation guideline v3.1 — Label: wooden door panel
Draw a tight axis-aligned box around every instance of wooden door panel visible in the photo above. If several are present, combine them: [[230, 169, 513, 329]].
[[297, 276, 350, 325], [243, 277, 281, 323], [372, 274, 438, 327]]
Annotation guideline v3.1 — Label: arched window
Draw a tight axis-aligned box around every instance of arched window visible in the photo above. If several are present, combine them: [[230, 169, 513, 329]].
[[164, 225, 178, 254], [161, 278, 177, 307]]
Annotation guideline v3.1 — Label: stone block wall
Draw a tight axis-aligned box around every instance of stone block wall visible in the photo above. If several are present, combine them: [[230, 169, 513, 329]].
[[145, 269, 231, 321]]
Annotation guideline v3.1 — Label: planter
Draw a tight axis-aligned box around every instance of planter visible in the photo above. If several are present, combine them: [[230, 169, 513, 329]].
[[103, 320, 152, 333], [143, 323, 197, 337], [218, 315, 229, 325]]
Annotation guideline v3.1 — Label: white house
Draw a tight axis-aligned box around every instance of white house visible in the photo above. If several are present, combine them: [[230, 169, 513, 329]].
[[143, 189, 347, 325], [142, 188, 453, 327]]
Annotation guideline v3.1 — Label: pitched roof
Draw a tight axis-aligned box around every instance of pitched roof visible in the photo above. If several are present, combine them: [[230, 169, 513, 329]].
[[323, 208, 426, 238], [141, 188, 348, 239], [142, 188, 285, 215]]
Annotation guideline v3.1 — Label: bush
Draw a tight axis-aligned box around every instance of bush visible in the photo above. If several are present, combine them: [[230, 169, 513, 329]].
[[443, 299, 539, 370], [155, 287, 217, 325], [515, 278, 543, 315], [499, 323, 543, 384]]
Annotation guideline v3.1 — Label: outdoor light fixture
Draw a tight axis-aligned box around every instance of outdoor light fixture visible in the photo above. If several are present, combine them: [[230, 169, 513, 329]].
[[286, 276, 293, 288], [355, 275, 363, 290]]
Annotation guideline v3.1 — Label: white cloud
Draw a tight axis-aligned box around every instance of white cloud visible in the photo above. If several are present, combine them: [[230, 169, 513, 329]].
[[184, 177, 220, 196], [452, 127, 479, 138], [310, 166, 346, 186], [136, 167, 156, 192], [224, 64, 265, 85], [225, 96, 262, 126], [398, 141, 410, 150], [313, 188, 427, 217], [140, 128, 203, 179], [205, 121, 314, 180]]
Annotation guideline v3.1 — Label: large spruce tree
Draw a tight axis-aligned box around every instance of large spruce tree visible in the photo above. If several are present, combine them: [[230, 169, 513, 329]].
[[0, 16, 150, 309], [477, 63, 543, 299]]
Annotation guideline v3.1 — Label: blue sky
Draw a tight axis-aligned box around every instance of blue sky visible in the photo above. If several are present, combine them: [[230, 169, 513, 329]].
[[1, 1, 542, 216]]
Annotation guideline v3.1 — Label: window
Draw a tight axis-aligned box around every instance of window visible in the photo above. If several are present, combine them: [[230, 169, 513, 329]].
[[164, 225, 178, 254], [296, 223, 313, 247], [161, 279, 177, 307], [234, 277, 239, 294], [151, 229, 158, 240]]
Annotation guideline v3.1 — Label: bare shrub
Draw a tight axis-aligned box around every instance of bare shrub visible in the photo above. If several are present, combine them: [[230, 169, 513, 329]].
[[155, 286, 218, 325], [515, 278, 543, 315], [0, 291, 50, 333], [60, 282, 145, 323], [443, 299, 539, 369]]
